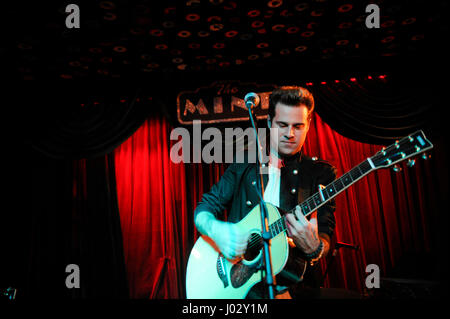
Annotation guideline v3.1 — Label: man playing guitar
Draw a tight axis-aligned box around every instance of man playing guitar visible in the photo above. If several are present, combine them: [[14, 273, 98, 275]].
[[193, 86, 336, 299]]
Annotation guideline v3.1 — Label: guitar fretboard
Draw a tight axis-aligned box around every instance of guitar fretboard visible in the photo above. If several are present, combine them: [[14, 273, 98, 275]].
[[268, 158, 374, 238]]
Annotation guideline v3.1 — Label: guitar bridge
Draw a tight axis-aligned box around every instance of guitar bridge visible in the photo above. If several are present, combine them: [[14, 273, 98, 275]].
[[217, 254, 229, 288]]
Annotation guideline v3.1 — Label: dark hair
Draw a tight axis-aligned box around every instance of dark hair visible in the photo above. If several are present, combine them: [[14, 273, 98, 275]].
[[268, 86, 315, 120]]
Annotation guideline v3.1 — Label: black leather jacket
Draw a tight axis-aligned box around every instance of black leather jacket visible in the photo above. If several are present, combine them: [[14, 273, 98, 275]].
[[194, 151, 337, 239]]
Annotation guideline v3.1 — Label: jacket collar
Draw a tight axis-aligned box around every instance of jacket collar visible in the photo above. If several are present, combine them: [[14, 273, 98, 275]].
[[276, 149, 304, 167]]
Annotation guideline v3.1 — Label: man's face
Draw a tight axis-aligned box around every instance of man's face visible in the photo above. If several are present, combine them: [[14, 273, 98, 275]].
[[269, 102, 311, 157]]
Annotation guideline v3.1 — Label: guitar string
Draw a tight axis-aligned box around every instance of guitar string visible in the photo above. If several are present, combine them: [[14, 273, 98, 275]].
[[297, 137, 421, 217], [245, 220, 286, 250]]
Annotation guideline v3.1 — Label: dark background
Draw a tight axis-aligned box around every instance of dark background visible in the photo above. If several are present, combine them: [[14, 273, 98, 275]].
[[1, 0, 448, 305]]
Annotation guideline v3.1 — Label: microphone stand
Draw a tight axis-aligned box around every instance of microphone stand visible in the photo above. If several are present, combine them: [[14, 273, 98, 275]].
[[246, 99, 275, 299]]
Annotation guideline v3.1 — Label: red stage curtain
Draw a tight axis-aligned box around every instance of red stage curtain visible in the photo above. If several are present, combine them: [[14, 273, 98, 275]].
[[304, 113, 440, 293], [113, 116, 189, 298], [113, 113, 442, 298]]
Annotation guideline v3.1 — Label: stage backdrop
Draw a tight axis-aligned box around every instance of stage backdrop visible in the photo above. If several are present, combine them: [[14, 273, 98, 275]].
[[113, 111, 443, 298]]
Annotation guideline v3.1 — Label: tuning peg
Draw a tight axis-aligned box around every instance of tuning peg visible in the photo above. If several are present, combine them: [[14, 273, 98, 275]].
[[407, 159, 415, 168], [421, 153, 431, 160], [392, 165, 402, 173]]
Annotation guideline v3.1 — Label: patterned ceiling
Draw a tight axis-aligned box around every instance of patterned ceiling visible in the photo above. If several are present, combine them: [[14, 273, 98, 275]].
[[9, 0, 447, 80]]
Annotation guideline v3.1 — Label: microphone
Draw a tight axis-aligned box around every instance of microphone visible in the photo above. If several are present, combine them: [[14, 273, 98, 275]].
[[244, 92, 260, 109]]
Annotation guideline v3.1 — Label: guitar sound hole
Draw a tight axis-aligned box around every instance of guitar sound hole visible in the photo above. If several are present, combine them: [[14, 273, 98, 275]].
[[244, 233, 262, 261]]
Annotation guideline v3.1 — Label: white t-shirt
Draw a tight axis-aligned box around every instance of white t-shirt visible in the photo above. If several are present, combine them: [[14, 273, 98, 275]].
[[263, 164, 281, 207], [263, 163, 293, 293]]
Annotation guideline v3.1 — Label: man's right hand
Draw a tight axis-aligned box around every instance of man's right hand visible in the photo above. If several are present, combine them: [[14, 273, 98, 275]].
[[210, 220, 250, 261], [195, 211, 250, 261]]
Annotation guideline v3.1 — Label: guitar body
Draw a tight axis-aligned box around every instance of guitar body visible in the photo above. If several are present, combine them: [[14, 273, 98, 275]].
[[186, 203, 291, 299]]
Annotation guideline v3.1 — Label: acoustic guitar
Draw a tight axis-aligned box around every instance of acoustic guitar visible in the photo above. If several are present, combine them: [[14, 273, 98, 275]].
[[185, 130, 433, 299]]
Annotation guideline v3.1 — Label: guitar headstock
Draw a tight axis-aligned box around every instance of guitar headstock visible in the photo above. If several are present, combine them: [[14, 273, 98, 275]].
[[370, 130, 433, 169]]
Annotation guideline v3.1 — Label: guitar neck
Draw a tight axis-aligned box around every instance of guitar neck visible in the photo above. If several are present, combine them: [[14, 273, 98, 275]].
[[299, 158, 374, 217], [269, 158, 375, 238], [267, 130, 433, 240]]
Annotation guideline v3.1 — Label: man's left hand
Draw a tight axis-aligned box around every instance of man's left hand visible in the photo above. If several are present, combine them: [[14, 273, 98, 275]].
[[285, 206, 321, 254]]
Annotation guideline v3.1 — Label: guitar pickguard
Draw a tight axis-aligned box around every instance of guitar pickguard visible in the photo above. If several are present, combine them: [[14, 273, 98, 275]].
[[230, 259, 261, 288]]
